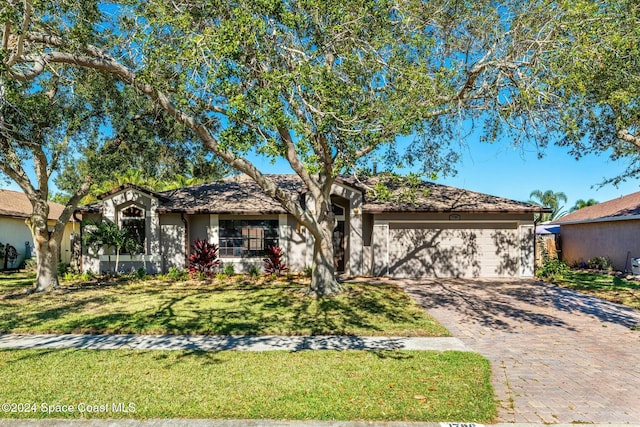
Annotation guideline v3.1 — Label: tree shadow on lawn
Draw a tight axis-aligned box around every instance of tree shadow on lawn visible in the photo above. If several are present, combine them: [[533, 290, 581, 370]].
[[0, 279, 440, 337], [0, 296, 111, 332]]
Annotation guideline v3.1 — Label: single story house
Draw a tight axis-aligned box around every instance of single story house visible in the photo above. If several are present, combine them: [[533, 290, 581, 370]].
[[0, 189, 77, 269], [554, 192, 640, 271], [78, 174, 545, 278]]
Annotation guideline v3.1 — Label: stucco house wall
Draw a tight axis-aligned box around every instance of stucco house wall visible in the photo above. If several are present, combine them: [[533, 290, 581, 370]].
[[0, 217, 33, 268], [560, 220, 640, 271], [78, 175, 542, 278]]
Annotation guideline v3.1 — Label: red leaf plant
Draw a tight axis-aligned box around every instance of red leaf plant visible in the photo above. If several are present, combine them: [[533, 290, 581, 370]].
[[263, 245, 288, 276], [188, 239, 221, 277]]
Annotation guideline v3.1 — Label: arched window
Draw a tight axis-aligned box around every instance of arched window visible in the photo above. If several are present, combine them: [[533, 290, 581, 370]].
[[121, 206, 145, 253]]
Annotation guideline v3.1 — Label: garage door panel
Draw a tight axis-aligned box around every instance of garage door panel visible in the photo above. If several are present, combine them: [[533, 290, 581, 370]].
[[387, 224, 519, 278]]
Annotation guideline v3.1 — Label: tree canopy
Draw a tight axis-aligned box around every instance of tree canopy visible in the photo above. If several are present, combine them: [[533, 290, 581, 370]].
[[540, 0, 640, 185], [3, 0, 632, 295]]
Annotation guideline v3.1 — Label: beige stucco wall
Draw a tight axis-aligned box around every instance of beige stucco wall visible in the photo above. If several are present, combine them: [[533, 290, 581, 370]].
[[189, 215, 209, 243], [286, 214, 308, 272], [560, 220, 640, 271], [59, 220, 78, 265]]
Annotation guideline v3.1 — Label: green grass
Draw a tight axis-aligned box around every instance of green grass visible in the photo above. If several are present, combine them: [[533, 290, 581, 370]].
[[0, 349, 495, 421], [0, 271, 36, 292], [0, 273, 448, 336], [551, 270, 640, 310]]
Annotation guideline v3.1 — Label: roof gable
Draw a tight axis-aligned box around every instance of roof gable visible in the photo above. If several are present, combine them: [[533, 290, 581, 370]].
[[555, 191, 640, 224]]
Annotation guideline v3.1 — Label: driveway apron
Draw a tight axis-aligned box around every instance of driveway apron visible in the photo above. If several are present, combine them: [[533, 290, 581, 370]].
[[399, 278, 640, 424]]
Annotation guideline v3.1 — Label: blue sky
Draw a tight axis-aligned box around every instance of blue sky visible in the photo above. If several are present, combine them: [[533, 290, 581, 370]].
[[248, 139, 640, 211]]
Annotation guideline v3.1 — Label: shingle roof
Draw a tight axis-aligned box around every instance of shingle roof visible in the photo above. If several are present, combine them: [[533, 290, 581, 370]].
[[77, 174, 543, 215], [157, 174, 304, 214], [555, 191, 640, 224], [344, 176, 544, 213], [0, 189, 65, 220]]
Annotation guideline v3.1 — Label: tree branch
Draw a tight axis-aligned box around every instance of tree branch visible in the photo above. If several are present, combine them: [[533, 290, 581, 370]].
[[5, 0, 32, 67]]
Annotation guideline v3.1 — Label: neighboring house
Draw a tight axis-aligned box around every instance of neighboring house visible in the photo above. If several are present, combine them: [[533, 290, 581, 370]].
[[77, 174, 544, 278], [554, 192, 640, 272], [0, 189, 77, 269]]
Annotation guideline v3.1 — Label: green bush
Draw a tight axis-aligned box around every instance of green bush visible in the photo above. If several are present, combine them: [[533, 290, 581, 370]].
[[586, 256, 613, 271], [57, 262, 70, 276], [248, 264, 261, 278], [135, 267, 147, 279], [62, 272, 81, 281], [537, 257, 570, 279], [223, 263, 235, 276], [80, 270, 95, 282], [165, 267, 187, 281]]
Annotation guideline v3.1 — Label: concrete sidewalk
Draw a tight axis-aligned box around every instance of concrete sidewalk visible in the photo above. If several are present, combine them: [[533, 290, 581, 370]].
[[0, 333, 470, 352]]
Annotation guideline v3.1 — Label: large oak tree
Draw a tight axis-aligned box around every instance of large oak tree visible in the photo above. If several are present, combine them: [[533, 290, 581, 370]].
[[2, 0, 567, 295]]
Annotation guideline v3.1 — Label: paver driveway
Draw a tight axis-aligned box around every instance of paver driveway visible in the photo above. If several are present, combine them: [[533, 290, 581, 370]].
[[399, 278, 640, 423]]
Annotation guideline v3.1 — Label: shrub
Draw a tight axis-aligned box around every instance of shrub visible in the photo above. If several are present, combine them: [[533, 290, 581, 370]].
[[215, 272, 226, 281], [264, 245, 288, 276], [223, 263, 235, 276], [188, 239, 221, 277], [586, 256, 613, 271], [303, 265, 313, 278], [81, 270, 95, 282], [536, 257, 570, 279], [62, 272, 81, 281], [165, 267, 187, 281], [248, 264, 261, 278], [57, 262, 70, 276], [135, 267, 147, 279]]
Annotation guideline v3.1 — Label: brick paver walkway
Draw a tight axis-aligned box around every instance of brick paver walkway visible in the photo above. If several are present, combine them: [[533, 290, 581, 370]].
[[398, 278, 640, 424]]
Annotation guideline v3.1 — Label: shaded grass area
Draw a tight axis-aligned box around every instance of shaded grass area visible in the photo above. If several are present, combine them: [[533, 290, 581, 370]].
[[0, 271, 35, 292], [0, 349, 494, 421], [0, 273, 448, 336], [552, 270, 640, 310]]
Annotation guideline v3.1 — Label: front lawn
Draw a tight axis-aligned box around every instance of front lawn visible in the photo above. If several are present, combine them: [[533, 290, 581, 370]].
[[0, 273, 448, 336], [0, 349, 495, 422], [548, 270, 640, 310]]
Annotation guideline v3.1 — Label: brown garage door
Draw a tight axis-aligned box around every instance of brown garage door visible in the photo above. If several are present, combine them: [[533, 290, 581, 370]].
[[387, 222, 520, 278]]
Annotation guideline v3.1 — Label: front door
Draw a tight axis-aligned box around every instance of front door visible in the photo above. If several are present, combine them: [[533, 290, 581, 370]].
[[333, 220, 345, 273]]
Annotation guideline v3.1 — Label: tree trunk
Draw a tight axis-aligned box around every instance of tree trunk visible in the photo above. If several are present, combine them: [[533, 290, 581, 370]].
[[308, 214, 343, 297], [32, 229, 60, 292]]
